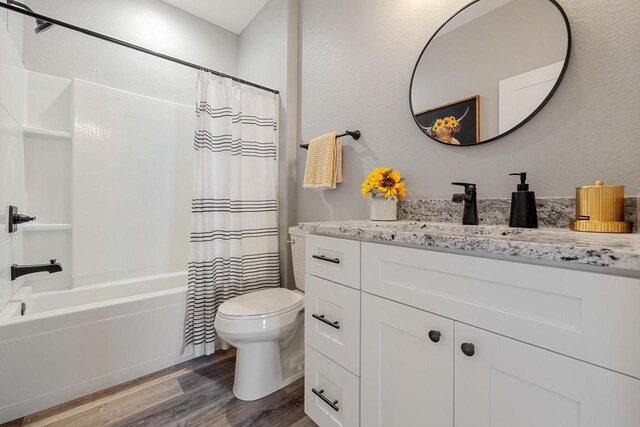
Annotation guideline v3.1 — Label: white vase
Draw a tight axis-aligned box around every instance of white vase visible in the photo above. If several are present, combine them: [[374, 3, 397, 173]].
[[370, 194, 398, 221]]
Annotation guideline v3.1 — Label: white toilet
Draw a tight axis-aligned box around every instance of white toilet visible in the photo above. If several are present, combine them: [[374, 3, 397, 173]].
[[214, 227, 307, 401]]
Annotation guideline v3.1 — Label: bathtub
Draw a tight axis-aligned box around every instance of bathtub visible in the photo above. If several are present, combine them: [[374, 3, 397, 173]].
[[0, 272, 191, 423]]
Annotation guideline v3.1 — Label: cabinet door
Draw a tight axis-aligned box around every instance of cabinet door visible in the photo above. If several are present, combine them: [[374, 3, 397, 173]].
[[361, 293, 454, 427], [455, 323, 640, 427]]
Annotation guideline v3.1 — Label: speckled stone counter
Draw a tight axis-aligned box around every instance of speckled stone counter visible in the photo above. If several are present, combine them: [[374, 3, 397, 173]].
[[294, 220, 640, 273]]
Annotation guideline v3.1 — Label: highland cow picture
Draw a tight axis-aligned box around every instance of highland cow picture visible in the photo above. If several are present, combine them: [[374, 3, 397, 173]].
[[415, 95, 480, 145]]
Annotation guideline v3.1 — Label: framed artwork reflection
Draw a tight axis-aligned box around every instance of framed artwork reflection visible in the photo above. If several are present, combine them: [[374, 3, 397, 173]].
[[415, 95, 480, 145]]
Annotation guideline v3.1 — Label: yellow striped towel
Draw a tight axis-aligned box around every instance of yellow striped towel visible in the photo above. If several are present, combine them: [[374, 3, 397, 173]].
[[303, 132, 343, 190]]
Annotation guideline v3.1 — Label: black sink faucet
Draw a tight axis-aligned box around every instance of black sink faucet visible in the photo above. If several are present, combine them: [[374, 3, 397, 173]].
[[452, 182, 479, 225], [11, 259, 63, 281]]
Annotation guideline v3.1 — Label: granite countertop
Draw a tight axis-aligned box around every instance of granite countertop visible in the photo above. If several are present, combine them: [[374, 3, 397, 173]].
[[295, 220, 640, 273]]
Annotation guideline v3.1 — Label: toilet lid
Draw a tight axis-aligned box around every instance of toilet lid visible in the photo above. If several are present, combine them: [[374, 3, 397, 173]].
[[218, 288, 304, 319]]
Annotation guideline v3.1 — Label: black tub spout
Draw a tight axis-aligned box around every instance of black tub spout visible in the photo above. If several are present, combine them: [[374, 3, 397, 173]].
[[11, 259, 63, 281]]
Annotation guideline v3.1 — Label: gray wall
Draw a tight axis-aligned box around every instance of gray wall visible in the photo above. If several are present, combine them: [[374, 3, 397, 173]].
[[412, 0, 567, 141], [297, 0, 640, 223], [20, 0, 239, 106], [238, 0, 299, 289]]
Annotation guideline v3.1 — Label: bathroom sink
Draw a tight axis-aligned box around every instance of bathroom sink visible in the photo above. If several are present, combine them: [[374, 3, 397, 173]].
[[371, 221, 530, 237]]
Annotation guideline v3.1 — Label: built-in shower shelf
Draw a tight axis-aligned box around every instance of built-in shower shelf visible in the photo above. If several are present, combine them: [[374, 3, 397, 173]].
[[23, 127, 71, 139], [22, 223, 72, 232]]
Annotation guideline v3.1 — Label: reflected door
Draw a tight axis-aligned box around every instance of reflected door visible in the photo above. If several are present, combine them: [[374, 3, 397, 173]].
[[499, 61, 564, 134]]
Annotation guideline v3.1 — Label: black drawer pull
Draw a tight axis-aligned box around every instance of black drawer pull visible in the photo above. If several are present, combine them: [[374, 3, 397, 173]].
[[312, 314, 340, 329], [312, 254, 341, 264], [312, 388, 339, 412]]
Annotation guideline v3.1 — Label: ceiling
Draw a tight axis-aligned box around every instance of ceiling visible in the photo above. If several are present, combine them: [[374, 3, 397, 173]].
[[160, 0, 269, 34]]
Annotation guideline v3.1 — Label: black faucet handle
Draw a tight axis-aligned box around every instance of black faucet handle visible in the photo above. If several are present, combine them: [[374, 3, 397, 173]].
[[14, 214, 36, 224], [50, 259, 57, 264], [451, 182, 477, 192], [8, 206, 36, 233]]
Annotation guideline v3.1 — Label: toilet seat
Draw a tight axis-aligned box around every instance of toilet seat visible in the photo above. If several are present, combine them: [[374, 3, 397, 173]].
[[217, 288, 304, 320], [215, 288, 305, 340]]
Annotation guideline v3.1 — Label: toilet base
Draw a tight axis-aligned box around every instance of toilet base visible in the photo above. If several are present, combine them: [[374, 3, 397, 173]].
[[232, 341, 304, 401]]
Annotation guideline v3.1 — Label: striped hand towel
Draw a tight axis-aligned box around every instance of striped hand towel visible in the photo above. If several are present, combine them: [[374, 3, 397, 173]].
[[303, 132, 343, 190]]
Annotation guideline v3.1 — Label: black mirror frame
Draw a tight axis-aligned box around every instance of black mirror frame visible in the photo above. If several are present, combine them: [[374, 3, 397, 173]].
[[409, 0, 572, 147]]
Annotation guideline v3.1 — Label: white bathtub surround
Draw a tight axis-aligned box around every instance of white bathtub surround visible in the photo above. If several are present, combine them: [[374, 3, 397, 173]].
[[0, 273, 190, 424], [0, 16, 26, 311], [73, 79, 193, 283], [0, 73, 198, 422], [184, 72, 281, 356]]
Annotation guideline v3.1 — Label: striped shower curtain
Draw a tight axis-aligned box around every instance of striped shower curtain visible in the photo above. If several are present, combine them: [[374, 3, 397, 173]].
[[183, 71, 280, 356]]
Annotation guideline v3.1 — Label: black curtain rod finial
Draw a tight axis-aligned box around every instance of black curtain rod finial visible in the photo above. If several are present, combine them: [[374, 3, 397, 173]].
[[340, 130, 361, 140]]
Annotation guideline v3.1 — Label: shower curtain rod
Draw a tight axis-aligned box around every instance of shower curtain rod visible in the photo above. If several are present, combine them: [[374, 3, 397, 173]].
[[0, 2, 280, 95]]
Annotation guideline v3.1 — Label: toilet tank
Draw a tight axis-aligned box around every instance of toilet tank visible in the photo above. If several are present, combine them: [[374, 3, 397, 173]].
[[288, 227, 307, 292]]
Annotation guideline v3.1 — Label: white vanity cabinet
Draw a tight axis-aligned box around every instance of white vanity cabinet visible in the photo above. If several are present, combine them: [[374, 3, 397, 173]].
[[305, 235, 640, 427], [360, 292, 640, 427]]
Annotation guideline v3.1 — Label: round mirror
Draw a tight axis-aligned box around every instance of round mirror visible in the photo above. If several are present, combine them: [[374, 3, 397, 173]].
[[410, 0, 571, 146]]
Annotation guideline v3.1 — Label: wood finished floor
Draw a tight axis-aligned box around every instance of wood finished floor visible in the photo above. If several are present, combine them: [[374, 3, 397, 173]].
[[2, 349, 316, 427]]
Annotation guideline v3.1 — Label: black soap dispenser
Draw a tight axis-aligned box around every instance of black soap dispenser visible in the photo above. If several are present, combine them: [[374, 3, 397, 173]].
[[509, 172, 538, 228]]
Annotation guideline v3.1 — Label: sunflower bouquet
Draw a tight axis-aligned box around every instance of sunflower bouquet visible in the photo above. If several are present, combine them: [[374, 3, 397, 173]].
[[432, 116, 459, 133], [361, 167, 407, 202], [424, 106, 470, 145]]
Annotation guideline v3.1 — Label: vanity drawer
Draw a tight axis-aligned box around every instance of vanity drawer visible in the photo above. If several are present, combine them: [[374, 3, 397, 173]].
[[305, 345, 360, 427], [362, 242, 640, 379], [305, 275, 360, 375], [306, 235, 360, 289]]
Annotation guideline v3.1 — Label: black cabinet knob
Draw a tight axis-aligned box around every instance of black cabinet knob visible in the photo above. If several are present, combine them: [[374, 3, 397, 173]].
[[461, 343, 475, 357], [428, 330, 441, 343]]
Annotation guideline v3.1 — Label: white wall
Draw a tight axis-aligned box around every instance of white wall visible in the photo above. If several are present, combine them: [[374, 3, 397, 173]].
[[297, 0, 640, 222], [0, 5, 23, 60], [20, 0, 239, 106], [238, 0, 298, 289], [0, 13, 26, 309]]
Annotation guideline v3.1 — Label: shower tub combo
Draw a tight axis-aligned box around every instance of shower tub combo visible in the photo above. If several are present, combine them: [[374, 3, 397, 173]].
[[0, 272, 190, 423]]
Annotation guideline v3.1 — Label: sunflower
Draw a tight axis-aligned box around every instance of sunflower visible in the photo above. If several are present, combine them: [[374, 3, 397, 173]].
[[449, 118, 458, 128], [435, 119, 444, 128], [361, 168, 407, 201]]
